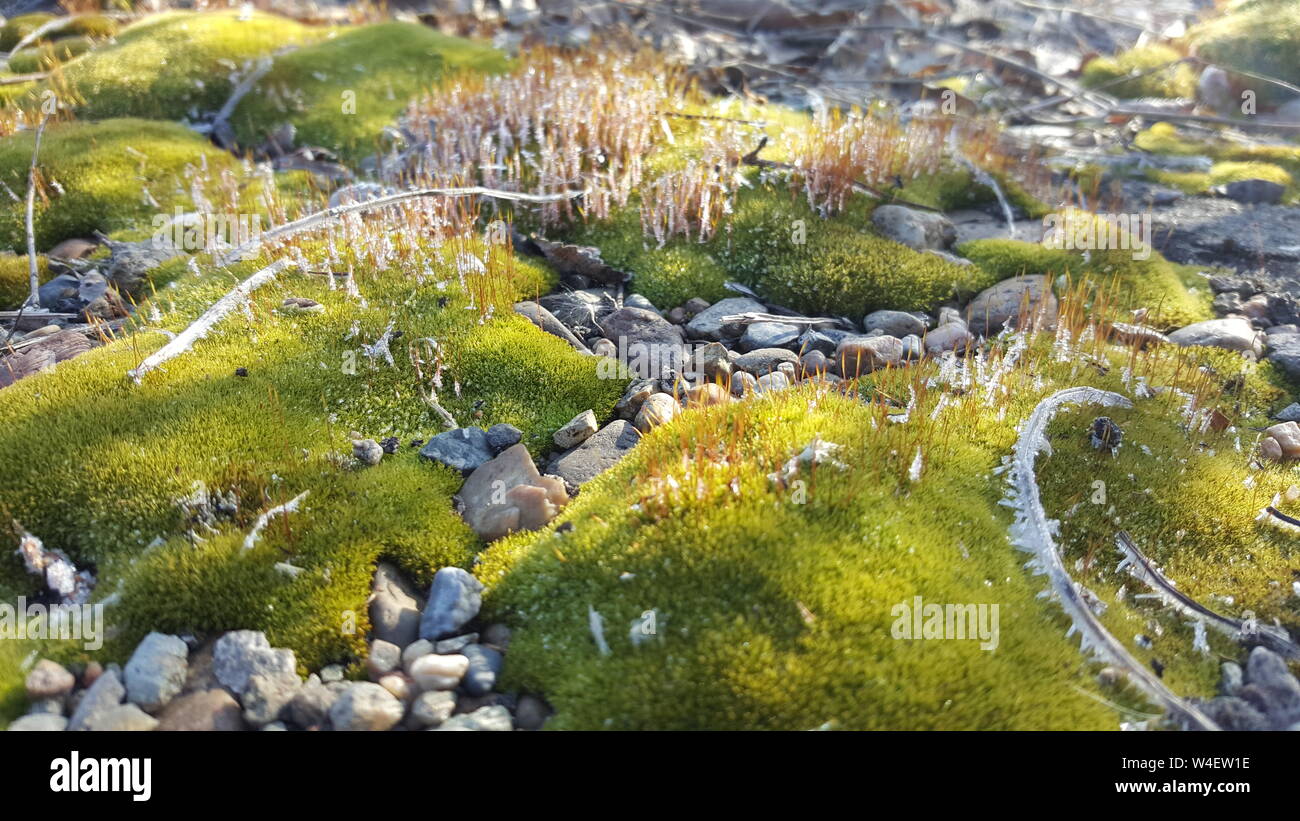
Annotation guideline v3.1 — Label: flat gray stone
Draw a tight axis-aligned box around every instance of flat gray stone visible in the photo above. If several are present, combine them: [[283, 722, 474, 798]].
[[124, 631, 189, 712], [864, 310, 925, 338], [684, 297, 766, 341], [432, 704, 513, 731], [212, 630, 296, 697], [1168, 317, 1263, 355], [7, 713, 68, 731], [67, 669, 124, 731], [547, 420, 641, 486], [419, 427, 494, 475], [733, 347, 799, 376], [738, 321, 800, 352]]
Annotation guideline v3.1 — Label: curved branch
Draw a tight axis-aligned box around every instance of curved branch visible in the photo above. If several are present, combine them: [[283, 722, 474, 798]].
[[1007, 387, 1219, 730]]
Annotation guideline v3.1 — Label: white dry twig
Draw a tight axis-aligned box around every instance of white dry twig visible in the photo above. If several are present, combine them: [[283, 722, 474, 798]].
[[243, 491, 309, 551], [127, 258, 296, 383], [1006, 387, 1219, 730], [218, 186, 584, 265]]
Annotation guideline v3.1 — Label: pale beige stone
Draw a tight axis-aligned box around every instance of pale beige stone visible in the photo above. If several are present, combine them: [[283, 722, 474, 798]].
[[635, 393, 679, 432]]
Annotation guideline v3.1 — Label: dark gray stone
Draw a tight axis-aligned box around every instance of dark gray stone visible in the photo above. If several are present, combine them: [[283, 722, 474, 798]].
[[738, 321, 800, 352], [537, 289, 618, 334], [513, 301, 592, 353], [37, 273, 81, 310], [1214, 178, 1286, 205], [1268, 336, 1300, 381], [598, 307, 685, 379], [547, 420, 640, 486], [420, 567, 484, 640], [1275, 403, 1300, 423], [485, 423, 523, 454], [1201, 696, 1272, 731], [796, 329, 838, 356], [420, 427, 494, 475], [864, 310, 925, 338], [684, 297, 766, 341], [460, 644, 504, 697]]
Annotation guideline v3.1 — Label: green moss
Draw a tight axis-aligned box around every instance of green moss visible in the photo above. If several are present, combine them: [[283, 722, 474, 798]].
[[1039, 349, 1295, 698], [563, 207, 734, 310], [60, 14, 119, 41], [0, 13, 56, 51], [49, 10, 323, 122], [1134, 122, 1300, 199], [445, 314, 625, 456], [0, 253, 47, 309], [724, 186, 997, 316], [957, 238, 1077, 279], [477, 385, 1115, 729], [6, 36, 94, 74], [958, 236, 1212, 329], [0, 118, 242, 253], [0, 234, 607, 720], [897, 167, 1050, 218], [230, 22, 506, 163], [1133, 122, 1206, 156], [1145, 159, 1295, 197], [1188, 0, 1300, 105], [571, 184, 997, 317], [477, 330, 1289, 728], [1081, 45, 1196, 99]]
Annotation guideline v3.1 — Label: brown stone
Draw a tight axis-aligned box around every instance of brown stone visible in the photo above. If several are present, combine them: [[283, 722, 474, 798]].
[[835, 335, 902, 377], [634, 393, 679, 431], [457, 444, 568, 542], [0, 330, 94, 389], [156, 689, 247, 731], [47, 238, 99, 260], [25, 659, 75, 700], [965, 275, 1057, 337]]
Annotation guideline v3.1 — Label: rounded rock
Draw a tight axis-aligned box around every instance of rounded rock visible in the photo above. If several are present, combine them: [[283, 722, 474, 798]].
[[328, 682, 404, 731], [25, 659, 75, 701], [864, 310, 926, 338], [634, 393, 679, 432], [409, 653, 469, 692]]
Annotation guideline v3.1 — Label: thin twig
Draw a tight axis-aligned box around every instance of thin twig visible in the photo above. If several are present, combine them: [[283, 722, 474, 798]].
[[217, 186, 583, 265], [127, 258, 296, 383], [5, 111, 52, 348]]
